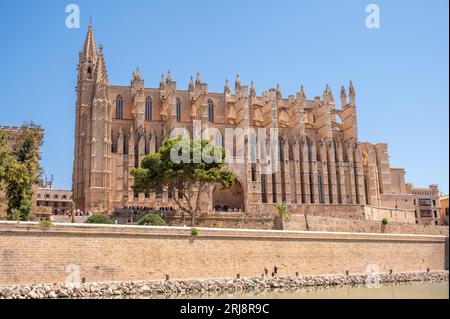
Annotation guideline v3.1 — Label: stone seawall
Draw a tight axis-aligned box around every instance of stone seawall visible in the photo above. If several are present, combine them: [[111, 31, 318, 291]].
[[286, 215, 449, 236], [0, 222, 447, 286], [0, 271, 447, 299]]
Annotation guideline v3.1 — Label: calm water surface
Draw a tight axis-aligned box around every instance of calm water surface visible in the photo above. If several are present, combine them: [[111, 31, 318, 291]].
[[124, 281, 448, 299]]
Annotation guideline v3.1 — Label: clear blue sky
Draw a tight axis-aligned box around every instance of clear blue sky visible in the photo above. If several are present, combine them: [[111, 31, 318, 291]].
[[0, 0, 448, 193]]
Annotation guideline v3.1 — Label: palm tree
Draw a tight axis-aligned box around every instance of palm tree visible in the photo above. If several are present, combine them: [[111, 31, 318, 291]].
[[304, 210, 310, 231], [70, 200, 76, 223], [274, 202, 292, 230]]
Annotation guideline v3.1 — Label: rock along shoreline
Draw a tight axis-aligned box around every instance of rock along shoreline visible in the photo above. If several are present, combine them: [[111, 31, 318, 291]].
[[0, 271, 448, 299]]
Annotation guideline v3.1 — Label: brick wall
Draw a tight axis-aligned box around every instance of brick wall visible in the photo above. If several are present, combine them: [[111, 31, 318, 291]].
[[0, 222, 447, 285]]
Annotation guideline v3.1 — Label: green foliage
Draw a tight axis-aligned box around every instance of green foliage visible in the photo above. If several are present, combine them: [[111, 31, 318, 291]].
[[39, 219, 52, 229], [137, 214, 167, 226], [382, 218, 389, 225], [191, 227, 199, 236], [274, 202, 292, 223], [86, 214, 112, 224], [131, 137, 236, 226], [0, 124, 43, 221], [0, 131, 8, 186]]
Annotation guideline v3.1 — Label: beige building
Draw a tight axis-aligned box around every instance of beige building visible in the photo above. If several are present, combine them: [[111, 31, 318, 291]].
[[439, 195, 448, 226], [36, 185, 73, 215], [407, 184, 441, 225], [72, 25, 439, 225]]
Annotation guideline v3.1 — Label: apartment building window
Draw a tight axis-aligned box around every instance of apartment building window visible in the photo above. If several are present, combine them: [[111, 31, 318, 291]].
[[420, 210, 432, 218], [419, 199, 431, 206]]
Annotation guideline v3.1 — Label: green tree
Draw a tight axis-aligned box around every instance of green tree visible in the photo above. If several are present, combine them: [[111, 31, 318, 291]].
[[86, 214, 112, 224], [0, 124, 43, 221], [274, 202, 292, 230], [131, 137, 236, 226], [0, 131, 9, 189], [137, 214, 166, 226]]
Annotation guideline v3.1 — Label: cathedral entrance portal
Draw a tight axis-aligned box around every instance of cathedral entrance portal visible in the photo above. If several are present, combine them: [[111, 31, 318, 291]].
[[213, 179, 245, 212]]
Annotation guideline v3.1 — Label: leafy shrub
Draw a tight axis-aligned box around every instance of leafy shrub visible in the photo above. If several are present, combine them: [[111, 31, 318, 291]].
[[191, 227, 199, 236], [381, 218, 389, 225], [39, 219, 52, 229], [86, 214, 112, 224], [137, 214, 166, 226]]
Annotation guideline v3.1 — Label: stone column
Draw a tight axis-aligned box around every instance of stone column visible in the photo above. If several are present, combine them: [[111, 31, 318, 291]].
[[281, 139, 292, 203], [310, 140, 319, 204], [335, 142, 347, 204], [292, 140, 302, 204], [301, 139, 311, 204], [327, 142, 338, 204], [319, 141, 330, 204], [354, 144, 366, 205]]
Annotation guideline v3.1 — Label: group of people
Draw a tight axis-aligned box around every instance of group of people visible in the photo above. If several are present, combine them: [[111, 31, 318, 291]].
[[212, 206, 243, 213], [121, 206, 176, 213], [73, 209, 92, 216], [52, 209, 91, 216]]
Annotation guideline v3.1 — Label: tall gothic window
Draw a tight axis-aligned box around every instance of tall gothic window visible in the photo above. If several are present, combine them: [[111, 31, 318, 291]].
[[176, 98, 181, 122], [207, 99, 214, 123], [145, 97, 152, 121], [215, 131, 223, 147], [318, 173, 324, 204], [115, 95, 123, 119], [364, 177, 369, 205], [261, 174, 268, 203]]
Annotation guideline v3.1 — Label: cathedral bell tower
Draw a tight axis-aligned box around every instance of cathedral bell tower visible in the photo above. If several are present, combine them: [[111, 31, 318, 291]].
[[72, 24, 112, 213]]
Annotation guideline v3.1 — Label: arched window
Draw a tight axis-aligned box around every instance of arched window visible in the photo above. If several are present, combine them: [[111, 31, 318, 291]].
[[87, 67, 92, 79], [207, 99, 214, 123], [176, 98, 181, 122], [115, 96, 123, 119], [145, 97, 152, 121]]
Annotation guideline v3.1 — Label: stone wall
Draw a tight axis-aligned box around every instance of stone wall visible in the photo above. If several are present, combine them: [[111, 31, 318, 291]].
[[364, 205, 416, 224], [286, 215, 449, 236], [166, 212, 274, 230], [249, 203, 367, 220], [0, 221, 446, 285]]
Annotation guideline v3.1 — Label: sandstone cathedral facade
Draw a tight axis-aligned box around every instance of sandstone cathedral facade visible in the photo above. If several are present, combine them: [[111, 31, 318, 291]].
[[72, 25, 439, 224]]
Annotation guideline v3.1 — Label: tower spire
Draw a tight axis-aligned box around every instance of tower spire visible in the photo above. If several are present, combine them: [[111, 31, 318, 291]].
[[94, 44, 108, 86], [81, 24, 98, 62], [349, 80, 356, 105], [323, 84, 334, 103], [298, 85, 306, 100], [224, 78, 231, 95], [340, 85, 347, 106]]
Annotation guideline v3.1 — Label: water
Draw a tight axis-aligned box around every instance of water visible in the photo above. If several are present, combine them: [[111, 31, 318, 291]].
[[123, 281, 448, 299]]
